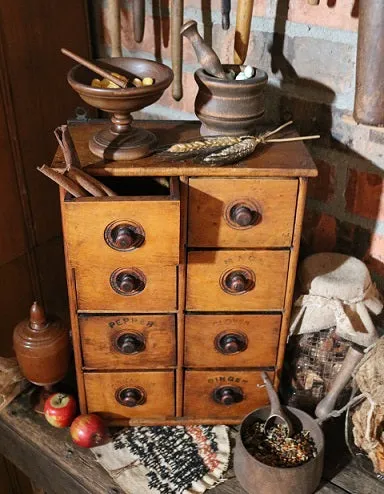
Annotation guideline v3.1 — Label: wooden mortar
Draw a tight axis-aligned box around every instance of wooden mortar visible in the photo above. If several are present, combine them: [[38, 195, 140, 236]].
[[194, 64, 268, 136]]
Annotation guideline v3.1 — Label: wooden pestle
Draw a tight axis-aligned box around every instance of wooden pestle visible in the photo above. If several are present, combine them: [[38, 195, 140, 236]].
[[181, 20, 226, 79], [61, 48, 128, 88]]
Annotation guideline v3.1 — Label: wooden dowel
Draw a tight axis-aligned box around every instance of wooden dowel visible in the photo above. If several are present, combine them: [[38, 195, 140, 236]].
[[66, 168, 117, 197], [107, 0, 122, 57], [54, 125, 80, 169], [171, 0, 184, 101], [234, 0, 254, 64], [61, 48, 127, 88], [65, 169, 105, 197], [37, 165, 88, 198]]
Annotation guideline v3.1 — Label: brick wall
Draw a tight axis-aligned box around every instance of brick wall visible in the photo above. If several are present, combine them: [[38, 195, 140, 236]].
[[91, 0, 384, 291]]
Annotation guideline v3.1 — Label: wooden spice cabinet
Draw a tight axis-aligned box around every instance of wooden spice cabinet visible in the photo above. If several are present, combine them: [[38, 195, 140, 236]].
[[54, 121, 317, 426]]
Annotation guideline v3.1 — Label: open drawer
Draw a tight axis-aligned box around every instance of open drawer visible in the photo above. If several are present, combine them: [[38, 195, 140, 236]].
[[61, 176, 180, 267]]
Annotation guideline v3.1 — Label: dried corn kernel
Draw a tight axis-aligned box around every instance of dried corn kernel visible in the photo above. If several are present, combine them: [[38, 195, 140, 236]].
[[91, 78, 102, 88], [142, 77, 154, 86], [111, 72, 129, 83], [133, 77, 143, 87]]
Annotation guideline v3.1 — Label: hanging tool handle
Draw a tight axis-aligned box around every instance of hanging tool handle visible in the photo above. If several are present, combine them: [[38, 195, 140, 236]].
[[171, 0, 184, 101], [108, 0, 122, 57], [133, 0, 145, 43], [221, 0, 231, 30], [234, 0, 254, 64]]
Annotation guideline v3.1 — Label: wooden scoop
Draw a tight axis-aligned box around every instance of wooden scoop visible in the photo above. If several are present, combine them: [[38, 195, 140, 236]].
[[261, 371, 294, 437], [61, 48, 128, 89]]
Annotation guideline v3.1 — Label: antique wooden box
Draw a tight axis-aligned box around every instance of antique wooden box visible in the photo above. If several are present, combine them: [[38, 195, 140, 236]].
[[53, 121, 317, 426]]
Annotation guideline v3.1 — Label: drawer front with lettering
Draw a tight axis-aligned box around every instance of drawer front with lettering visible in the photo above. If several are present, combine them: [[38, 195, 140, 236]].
[[183, 370, 273, 418], [186, 250, 289, 311], [75, 263, 177, 312], [188, 178, 298, 248], [184, 314, 281, 368], [80, 314, 176, 369], [84, 371, 175, 420]]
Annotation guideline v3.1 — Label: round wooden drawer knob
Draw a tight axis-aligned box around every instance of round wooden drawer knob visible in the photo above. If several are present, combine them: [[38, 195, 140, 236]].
[[110, 268, 146, 296], [230, 204, 259, 227], [225, 199, 261, 229], [221, 268, 255, 295], [105, 221, 145, 251], [216, 332, 247, 354], [212, 386, 244, 406], [116, 387, 146, 407], [115, 333, 145, 354]]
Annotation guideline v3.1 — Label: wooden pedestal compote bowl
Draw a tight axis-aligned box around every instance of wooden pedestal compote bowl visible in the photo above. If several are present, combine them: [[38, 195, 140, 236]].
[[67, 57, 173, 160]]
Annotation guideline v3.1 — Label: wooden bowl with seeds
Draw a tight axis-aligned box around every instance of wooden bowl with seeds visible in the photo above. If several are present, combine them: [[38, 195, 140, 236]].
[[234, 406, 324, 494]]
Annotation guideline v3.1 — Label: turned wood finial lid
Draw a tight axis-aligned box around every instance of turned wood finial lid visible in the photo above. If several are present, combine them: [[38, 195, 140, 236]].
[[29, 301, 47, 330]]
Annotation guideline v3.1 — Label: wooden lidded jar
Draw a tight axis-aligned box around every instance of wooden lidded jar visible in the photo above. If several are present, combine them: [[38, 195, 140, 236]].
[[13, 302, 70, 387]]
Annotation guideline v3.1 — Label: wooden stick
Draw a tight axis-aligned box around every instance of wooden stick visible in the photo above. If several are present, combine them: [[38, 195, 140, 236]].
[[133, 0, 145, 43], [171, 0, 183, 100], [234, 0, 254, 64], [66, 168, 117, 197], [37, 165, 88, 198], [54, 125, 80, 169], [107, 0, 122, 57], [267, 135, 321, 143], [61, 48, 127, 88]]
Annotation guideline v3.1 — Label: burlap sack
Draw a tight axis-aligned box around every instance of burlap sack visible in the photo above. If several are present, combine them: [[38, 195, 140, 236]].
[[0, 357, 28, 411], [290, 253, 382, 347], [351, 337, 384, 474]]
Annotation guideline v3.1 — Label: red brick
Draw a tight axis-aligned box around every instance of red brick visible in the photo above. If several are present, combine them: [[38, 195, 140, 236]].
[[288, 0, 358, 32], [345, 170, 384, 221], [307, 159, 335, 203], [364, 233, 384, 278], [302, 211, 337, 253], [155, 71, 197, 115]]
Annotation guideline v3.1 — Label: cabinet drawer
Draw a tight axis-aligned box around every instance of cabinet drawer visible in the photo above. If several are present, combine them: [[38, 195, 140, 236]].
[[188, 178, 297, 248], [186, 250, 289, 311], [80, 314, 176, 369], [76, 263, 177, 312], [84, 371, 175, 419], [63, 177, 180, 266], [185, 314, 281, 368], [184, 370, 272, 418]]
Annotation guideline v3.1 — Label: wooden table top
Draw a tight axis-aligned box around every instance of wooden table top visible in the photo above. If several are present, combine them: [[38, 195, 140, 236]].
[[0, 390, 382, 494], [51, 121, 318, 178]]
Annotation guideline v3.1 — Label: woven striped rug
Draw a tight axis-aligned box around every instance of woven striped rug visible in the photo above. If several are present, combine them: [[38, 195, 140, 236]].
[[92, 425, 230, 494]]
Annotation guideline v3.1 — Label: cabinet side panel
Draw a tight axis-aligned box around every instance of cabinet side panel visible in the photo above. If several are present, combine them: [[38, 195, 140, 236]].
[[275, 178, 308, 387], [60, 188, 87, 413]]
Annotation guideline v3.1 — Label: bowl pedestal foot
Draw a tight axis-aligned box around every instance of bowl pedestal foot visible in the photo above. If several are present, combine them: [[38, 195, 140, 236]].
[[89, 126, 158, 160]]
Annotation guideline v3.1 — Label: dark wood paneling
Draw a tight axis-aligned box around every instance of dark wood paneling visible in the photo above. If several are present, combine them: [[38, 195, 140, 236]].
[[0, 255, 34, 357], [0, 83, 26, 266], [0, 0, 91, 245]]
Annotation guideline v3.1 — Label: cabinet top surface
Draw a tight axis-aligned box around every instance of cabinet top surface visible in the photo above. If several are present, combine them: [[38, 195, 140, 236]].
[[52, 121, 318, 178]]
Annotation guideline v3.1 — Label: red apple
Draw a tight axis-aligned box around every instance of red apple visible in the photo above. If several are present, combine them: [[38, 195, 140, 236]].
[[44, 393, 77, 428], [70, 414, 107, 448]]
